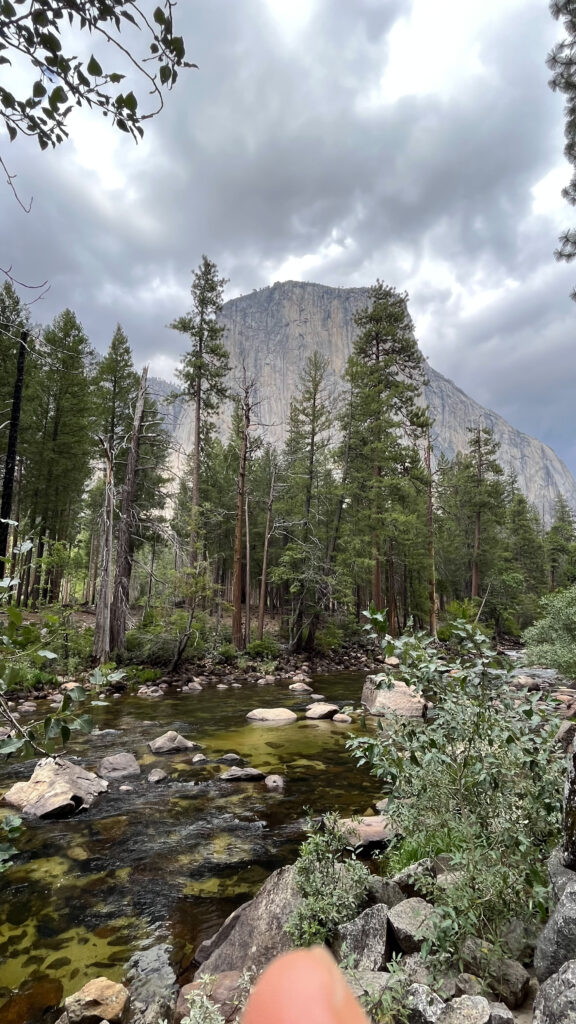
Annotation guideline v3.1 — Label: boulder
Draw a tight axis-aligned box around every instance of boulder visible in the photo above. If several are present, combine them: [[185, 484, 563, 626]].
[[333, 713, 352, 724], [58, 977, 129, 1023], [264, 774, 285, 791], [220, 766, 265, 781], [547, 847, 576, 902], [487, 1003, 514, 1024], [535, 879, 576, 982], [460, 937, 530, 1008], [3, 757, 108, 818], [362, 675, 429, 718], [437, 995, 491, 1023], [405, 984, 445, 1024], [555, 721, 576, 754], [175, 972, 242, 1024], [366, 875, 405, 909], [305, 703, 340, 720], [147, 731, 200, 754], [147, 769, 168, 784], [334, 904, 391, 970], [289, 681, 313, 692], [125, 943, 177, 1024], [246, 708, 297, 723], [533, 959, 576, 1024], [455, 974, 483, 997], [220, 753, 243, 763], [347, 971, 392, 1003], [392, 859, 436, 899], [192, 753, 207, 763], [340, 815, 395, 848], [98, 752, 141, 780], [195, 865, 300, 976], [388, 897, 435, 954]]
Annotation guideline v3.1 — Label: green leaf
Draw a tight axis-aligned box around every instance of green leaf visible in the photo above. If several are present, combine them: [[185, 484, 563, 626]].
[[60, 724, 71, 744], [37, 649, 58, 660], [87, 55, 103, 77], [0, 737, 25, 755], [153, 6, 166, 25], [159, 64, 171, 86], [70, 714, 93, 734]]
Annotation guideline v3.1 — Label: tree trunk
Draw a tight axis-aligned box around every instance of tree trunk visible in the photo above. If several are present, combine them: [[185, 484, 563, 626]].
[[110, 366, 148, 653], [471, 512, 480, 599], [0, 331, 27, 579], [93, 443, 114, 663], [190, 344, 202, 565], [425, 431, 437, 636], [257, 470, 276, 640], [563, 749, 576, 869], [244, 491, 251, 647], [231, 381, 251, 649]]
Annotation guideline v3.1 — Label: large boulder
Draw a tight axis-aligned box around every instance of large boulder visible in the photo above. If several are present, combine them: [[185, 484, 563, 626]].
[[366, 875, 405, 909], [305, 703, 340, 720], [533, 959, 576, 1024], [460, 937, 530, 1008], [148, 731, 200, 754], [535, 878, 576, 982], [3, 757, 108, 818], [195, 865, 300, 976], [437, 995, 491, 1023], [547, 847, 576, 902], [246, 708, 297, 723], [405, 984, 445, 1024], [98, 752, 141, 779], [57, 977, 130, 1023], [339, 815, 395, 848], [388, 898, 435, 954], [334, 904, 391, 970], [125, 943, 177, 1024], [361, 675, 429, 718], [175, 972, 242, 1024]]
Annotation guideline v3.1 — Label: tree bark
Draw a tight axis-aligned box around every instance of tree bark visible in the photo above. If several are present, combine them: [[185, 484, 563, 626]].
[[93, 442, 114, 663], [257, 470, 276, 640], [425, 430, 437, 637], [563, 749, 576, 869], [0, 331, 27, 579], [244, 491, 251, 647], [231, 379, 251, 649]]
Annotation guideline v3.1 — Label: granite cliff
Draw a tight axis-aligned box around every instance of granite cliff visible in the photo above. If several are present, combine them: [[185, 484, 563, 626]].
[[165, 280, 576, 522]]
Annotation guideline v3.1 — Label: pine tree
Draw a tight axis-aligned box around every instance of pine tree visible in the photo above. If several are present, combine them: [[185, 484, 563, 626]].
[[546, 494, 576, 589], [548, 1, 576, 291]]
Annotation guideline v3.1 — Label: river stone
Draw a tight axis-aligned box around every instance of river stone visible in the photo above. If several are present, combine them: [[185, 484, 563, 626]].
[[405, 984, 445, 1024], [535, 878, 576, 982], [334, 904, 390, 970], [340, 815, 395, 847], [147, 769, 168, 783], [246, 707, 297, 723], [388, 897, 435, 953], [533, 959, 576, 1023], [333, 713, 352, 723], [437, 995, 491, 1023], [148, 731, 200, 754], [460, 936, 530, 1008], [60, 976, 130, 1023], [289, 681, 313, 692], [220, 766, 265, 781], [192, 753, 207, 763], [264, 774, 285, 791], [362, 675, 429, 718], [195, 865, 300, 976], [220, 753, 243, 763], [98, 752, 141, 779], [305, 702, 340, 719], [3, 757, 108, 818], [176, 972, 242, 1024]]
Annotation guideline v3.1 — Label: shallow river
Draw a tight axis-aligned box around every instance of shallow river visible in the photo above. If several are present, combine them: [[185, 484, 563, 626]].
[[0, 673, 379, 1021]]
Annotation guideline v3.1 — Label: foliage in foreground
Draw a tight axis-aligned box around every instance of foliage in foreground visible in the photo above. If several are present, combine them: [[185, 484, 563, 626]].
[[286, 813, 371, 947], [523, 585, 576, 680], [348, 616, 565, 966]]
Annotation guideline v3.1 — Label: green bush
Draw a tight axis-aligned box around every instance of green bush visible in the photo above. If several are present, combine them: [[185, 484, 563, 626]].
[[285, 813, 371, 947], [215, 642, 238, 664], [314, 622, 345, 654], [523, 586, 576, 679], [245, 637, 280, 659], [348, 616, 564, 967]]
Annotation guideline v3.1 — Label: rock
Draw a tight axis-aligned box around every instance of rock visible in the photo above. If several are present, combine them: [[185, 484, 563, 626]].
[[533, 959, 576, 1023], [437, 995, 491, 1023], [125, 943, 177, 1024], [291, 672, 311, 683], [264, 774, 285, 791], [98, 752, 141, 779], [148, 731, 200, 754], [192, 753, 207, 763], [176, 972, 242, 1024], [340, 815, 395, 848], [366, 875, 405, 909], [221, 753, 243, 763], [388, 897, 435, 953], [334, 904, 390, 970], [455, 974, 483, 997], [460, 937, 530, 1008], [220, 766, 265, 781], [535, 879, 576, 982], [305, 702, 340, 719], [487, 1003, 514, 1024], [246, 707, 297, 723], [310, 693, 326, 700], [119, 785, 133, 793], [196, 865, 300, 975], [347, 971, 392, 1003], [60, 976, 130, 1023], [555, 721, 576, 753], [405, 983, 445, 1024], [3, 757, 108, 818], [548, 847, 576, 902], [0, 977, 63, 1024], [186, 681, 203, 691], [500, 918, 539, 965], [392, 859, 436, 899], [289, 681, 313, 692], [362, 675, 430, 718], [385, 656, 401, 667], [147, 769, 168, 783], [333, 713, 352, 723]]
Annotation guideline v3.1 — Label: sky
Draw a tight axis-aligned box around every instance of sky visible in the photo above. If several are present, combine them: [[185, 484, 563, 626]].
[[1, 0, 575, 474]]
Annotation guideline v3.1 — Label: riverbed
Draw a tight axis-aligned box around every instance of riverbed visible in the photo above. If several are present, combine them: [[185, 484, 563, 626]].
[[0, 673, 379, 1021]]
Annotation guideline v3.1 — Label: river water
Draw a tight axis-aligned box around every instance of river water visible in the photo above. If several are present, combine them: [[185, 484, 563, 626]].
[[0, 673, 379, 1021]]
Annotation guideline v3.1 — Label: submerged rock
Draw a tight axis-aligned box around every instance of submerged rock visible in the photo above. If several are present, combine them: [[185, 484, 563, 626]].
[[3, 757, 108, 818], [220, 766, 265, 781], [148, 731, 200, 754], [246, 707, 297, 723], [99, 752, 141, 779]]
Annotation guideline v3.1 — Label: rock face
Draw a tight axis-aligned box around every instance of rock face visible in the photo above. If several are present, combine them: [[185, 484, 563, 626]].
[[362, 676, 429, 718], [3, 757, 108, 818], [165, 281, 576, 522], [533, 959, 576, 1024], [535, 879, 576, 982], [195, 865, 300, 976]]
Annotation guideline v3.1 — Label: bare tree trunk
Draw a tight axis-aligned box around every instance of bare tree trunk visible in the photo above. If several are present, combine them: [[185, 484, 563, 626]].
[[93, 443, 114, 663], [257, 470, 276, 640], [8, 459, 22, 595], [244, 491, 251, 647], [231, 377, 252, 650], [387, 540, 396, 636], [425, 430, 437, 636], [110, 367, 148, 653], [190, 351, 202, 566], [145, 533, 157, 614], [0, 331, 27, 580]]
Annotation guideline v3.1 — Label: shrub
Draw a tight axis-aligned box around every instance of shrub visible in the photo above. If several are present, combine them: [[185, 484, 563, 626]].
[[523, 585, 576, 680], [348, 616, 565, 967], [314, 622, 345, 654], [285, 813, 371, 947], [245, 637, 280, 659], [215, 642, 238, 664]]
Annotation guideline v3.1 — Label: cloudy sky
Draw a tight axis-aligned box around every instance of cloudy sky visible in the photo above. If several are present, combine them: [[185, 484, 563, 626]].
[[2, 0, 575, 473]]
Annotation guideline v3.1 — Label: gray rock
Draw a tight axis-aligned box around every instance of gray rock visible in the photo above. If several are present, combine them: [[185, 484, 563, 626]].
[[289, 681, 313, 692], [192, 753, 207, 763], [388, 898, 435, 954], [126, 943, 177, 1024], [196, 865, 300, 976], [219, 766, 265, 781], [304, 702, 340, 719], [246, 707, 297, 723], [533, 959, 576, 1023], [333, 713, 352, 723], [347, 970, 392, 1003], [334, 904, 390, 970], [99, 752, 141, 780], [500, 918, 539, 964], [548, 847, 576, 901], [392, 859, 436, 899], [460, 937, 530, 1008], [264, 774, 285, 791], [437, 995, 491, 1023], [362, 675, 429, 718], [487, 1003, 514, 1024], [220, 753, 243, 763], [455, 974, 483, 997], [3, 757, 108, 818], [148, 731, 200, 754], [366, 875, 405, 909], [535, 879, 576, 982], [405, 984, 445, 1024], [147, 769, 168, 784]]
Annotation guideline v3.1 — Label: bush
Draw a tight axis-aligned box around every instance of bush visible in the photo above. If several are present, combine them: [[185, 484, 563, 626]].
[[314, 622, 345, 654], [523, 586, 576, 679], [285, 813, 371, 947], [348, 616, 565, 967], [215, 642, 238, 664], [245, 637, 280, 659]]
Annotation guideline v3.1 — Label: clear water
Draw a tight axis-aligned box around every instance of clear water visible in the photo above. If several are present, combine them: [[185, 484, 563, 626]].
[[0, 673, 379, 1022]]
